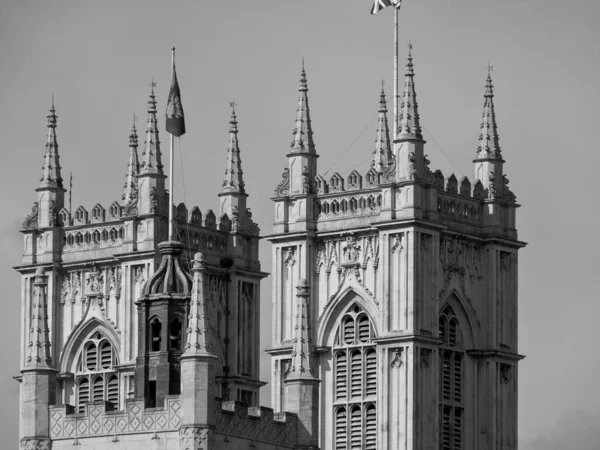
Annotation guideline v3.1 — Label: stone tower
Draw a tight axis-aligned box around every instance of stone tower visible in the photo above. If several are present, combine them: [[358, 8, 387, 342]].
[[268, 54, 524, 450], [15, 98, 301, 449]]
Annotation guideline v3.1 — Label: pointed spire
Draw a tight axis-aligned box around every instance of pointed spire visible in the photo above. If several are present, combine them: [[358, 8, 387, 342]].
[[122, 114, 140, 204], [182, 253, 216, 359], [289, 61, 316, 154], [39, 98, 63, 189], [372, 81, 393, 172], [221, 101, 246, 194], [24, 268, 54, 370], [287, 279, 318, 381], [476, 65, 502, 160], [396, 43, 423, 141], [139, 81, 164, 175]]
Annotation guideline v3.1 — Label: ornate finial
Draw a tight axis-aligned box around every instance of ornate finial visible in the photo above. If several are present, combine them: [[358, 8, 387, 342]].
[[476, 67, 501, 158], [381, 78, 385, 90], [290, 61, 315, 153], [132, 113, 138, 131], [408, 41, 413, 51], [286, 279, 318, 381], [396, 45, 422, 140], [139, 78, 163, 175], [149, 79, 157, 92], [373, 81, 392, 172], [222, 99, 245, 193]]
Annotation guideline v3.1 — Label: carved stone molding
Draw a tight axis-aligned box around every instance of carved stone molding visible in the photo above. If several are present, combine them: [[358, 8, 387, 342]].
[[420, 348, 431, 369], [179, 426, 215, 450], [20, 438, 52, 450], [500, 363, 511, 384], [389, 348, 403, 369]]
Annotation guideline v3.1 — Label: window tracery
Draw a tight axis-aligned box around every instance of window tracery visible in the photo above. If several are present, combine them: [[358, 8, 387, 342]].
[[333, 305, 377, 450], [75, 332, 119, 412]]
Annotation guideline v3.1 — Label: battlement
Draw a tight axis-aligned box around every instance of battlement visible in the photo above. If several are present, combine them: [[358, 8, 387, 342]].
[[48, 397, 297, 448]]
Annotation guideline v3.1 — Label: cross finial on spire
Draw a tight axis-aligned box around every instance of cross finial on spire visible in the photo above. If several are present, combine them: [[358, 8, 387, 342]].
[[408, 41, 413, 51], [229, 99, 238, 110], [149, 79, 157, 92], [487, 63, 494, 74]]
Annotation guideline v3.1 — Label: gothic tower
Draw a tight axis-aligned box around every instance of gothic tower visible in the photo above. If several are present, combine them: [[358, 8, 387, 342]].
[[268, 51, 524, 450]]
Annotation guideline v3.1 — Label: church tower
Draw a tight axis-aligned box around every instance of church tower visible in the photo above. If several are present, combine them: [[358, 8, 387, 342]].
[[268, 49, 524, 450]]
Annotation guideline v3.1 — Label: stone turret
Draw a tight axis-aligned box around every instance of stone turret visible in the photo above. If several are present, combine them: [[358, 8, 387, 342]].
[[372, 82, 393, 173], [179, 252, 218, 448], [20, 268, 57, 450], [134, 240, 191, 408], [218, 102, 248, 233], [273, 61, 319, 233], [473, 67, 513, 202], [36, 99, 65, 229], [284, 279, 320, 449], [122, 115, 139, 206], [137, 83, 166, 216], [393, 44, 427, 182]]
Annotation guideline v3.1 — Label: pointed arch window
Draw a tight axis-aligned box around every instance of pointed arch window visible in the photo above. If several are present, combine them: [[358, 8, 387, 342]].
[[333, 305, 378, 449], [439, 305, 464, 450], [75, 332, 119, 412]]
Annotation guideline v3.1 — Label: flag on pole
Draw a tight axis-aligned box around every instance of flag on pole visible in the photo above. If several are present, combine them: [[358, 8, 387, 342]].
[[371, 0, 402, 14], [165, 53, 186, 137]]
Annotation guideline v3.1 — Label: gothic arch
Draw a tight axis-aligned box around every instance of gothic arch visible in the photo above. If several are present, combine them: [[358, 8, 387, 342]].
[[59, 317, 121, 374], [439, 290, 481, 349], [317, 287, 379, 348]]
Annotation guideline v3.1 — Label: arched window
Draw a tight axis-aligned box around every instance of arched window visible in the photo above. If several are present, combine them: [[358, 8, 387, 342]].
[[333, 305, 377, 449], [75, 332, 119, 412], [151, 319, 162, 352], [439, 305, 464, 450], [169, 318, 183, 351]]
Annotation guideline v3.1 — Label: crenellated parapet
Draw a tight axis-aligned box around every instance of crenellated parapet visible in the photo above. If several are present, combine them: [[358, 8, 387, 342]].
[[48, 397, 298, 447]]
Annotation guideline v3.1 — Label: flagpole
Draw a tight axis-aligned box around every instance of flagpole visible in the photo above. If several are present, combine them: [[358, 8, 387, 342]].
[[394, 6, 399, 137], [168, 46, 175, 241]]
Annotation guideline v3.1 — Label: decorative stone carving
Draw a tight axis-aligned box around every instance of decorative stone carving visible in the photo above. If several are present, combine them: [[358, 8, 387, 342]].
[[408, 151, 417, 180], [389, 348, 403, 368], [301, 165, 311, 194], [390, 234, 403, 254], [274, 168, 290, 197], [22, 202, 39, 230], [420, 348, 431, 369], [86, 264, 104, 295], [149, 187, 158, 213], [500, 364, 511, 384], [20, 437, 52, 450], [488, 171, 497, 199], [341, 234, 361, 266], [283, 247, 296, 267], [178, 426, 214, 450]]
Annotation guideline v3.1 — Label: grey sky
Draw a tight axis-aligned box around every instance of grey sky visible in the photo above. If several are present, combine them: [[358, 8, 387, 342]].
[[1, 0, 599, 447]]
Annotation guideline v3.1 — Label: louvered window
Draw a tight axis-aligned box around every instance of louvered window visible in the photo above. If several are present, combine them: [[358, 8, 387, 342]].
[[100, 342, 112, 369], [77, 377, 89, 413], [365, 405, 377, 449], [93, 376, 104, 401], [335, 407, 348, 450], [439, 306, 464, 450], [365, 349, 377, 396], [107, 375, 119, 404], [351, 350, 362, 398], [333, 306, 377, 449], [75, 332, 120, 411], [336, 352, 348, 400]]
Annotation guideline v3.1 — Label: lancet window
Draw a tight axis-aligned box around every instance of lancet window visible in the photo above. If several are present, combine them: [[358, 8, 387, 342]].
[[333, 305, 377, 450], [439, 305, 464, 450], [75, 332, 119, 412]]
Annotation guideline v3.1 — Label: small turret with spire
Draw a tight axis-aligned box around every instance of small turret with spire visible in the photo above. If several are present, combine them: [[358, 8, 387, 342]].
[[122, 114, 139, 205], [19, 268, 57, 450], [284, 279, 320, 448], [137, 82, 166, 216], [473, 66, 515, 202], [219, 102, 250, 235], [393, 43, 427, 183], [372, 81, 393, 172], [34, 98, 66, 229]]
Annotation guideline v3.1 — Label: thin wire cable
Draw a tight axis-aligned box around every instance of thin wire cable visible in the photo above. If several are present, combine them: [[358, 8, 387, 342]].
[[322, 111, 379, 178], [421, 125, 465, 177]]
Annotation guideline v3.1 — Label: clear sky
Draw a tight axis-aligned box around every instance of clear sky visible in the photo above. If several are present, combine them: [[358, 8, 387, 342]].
[[1, 0, 599, 448]]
